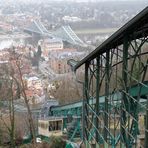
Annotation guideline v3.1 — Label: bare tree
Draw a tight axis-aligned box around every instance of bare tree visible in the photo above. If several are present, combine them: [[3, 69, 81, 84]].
[[49, 74, 83, 104], [0, 50, 36, 147], [11, 52, 36, 145], [0, 64, 19, 147]]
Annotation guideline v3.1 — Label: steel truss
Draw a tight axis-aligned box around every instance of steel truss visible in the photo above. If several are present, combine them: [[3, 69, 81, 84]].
[[68, 7, 148, 148], [82, 36, 148, 148]]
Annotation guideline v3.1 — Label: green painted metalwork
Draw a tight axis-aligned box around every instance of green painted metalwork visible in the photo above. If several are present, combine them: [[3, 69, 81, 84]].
[[41, 7, 148, 147], [69, 119, 81, 141], [95, 56, 100, 144], [145, 96, 148, 147], [84, 62, 89, 140], [67, 7, 148, 148], [121, 36, 129, 147], [104, 50, 110, 142]]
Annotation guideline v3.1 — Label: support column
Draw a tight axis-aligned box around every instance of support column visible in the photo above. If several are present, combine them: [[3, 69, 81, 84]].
[[84, 62, 89, 141], [104, 50, 110, 142], [82, 83, 85, 141], [96, 56, 100, 144], [145, 95, 148, 147], [121, 36, 129, 146]]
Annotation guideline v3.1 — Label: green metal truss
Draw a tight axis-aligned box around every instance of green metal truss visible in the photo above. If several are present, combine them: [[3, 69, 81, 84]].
[[45, 7, 148, 147], [67, 7, 148, 148]]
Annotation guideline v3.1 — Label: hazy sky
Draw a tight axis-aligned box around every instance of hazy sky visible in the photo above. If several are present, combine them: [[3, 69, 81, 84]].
[[1, 0, 147, 5], [39, 0, 145, 1]]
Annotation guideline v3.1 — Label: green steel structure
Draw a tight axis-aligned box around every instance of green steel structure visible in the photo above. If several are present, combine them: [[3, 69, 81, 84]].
[[66, 7, 148, 147], [37, 7, 148, 147], [50, 82, 147, 145]]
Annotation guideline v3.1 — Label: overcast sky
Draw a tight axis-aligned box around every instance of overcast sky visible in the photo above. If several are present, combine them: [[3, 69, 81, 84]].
[[1, 0, 147, 5], [40, 0, 146, 1]]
